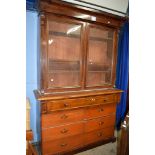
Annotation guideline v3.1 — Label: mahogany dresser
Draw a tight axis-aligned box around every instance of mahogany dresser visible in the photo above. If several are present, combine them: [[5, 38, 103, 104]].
[[34, 0, 125, 154]]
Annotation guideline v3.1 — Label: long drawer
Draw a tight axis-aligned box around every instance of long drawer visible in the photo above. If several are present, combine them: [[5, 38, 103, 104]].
[[42, 103, 115, 128], [42, 122, 84, 142], [46, 97, 90, 112], [84, 127, 114, 145], [85, 115, 115, 132], [42, 134, 84, 155], [42, 108, 85, 128], [46, 94, 116, 112]]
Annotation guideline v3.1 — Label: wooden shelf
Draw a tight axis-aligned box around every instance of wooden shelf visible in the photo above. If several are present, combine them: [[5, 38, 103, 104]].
[[48, 59, 80, 71], [49, 59, 80, 62], [88, 63, 111, 71], [49, 31, 113, 42], [49, 31, 80, 39], [88, 71, 111, 73], [49, 70, 80, 73]]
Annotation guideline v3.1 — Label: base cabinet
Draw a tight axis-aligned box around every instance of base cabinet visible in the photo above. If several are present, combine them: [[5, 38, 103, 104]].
[[39, 92, 121, 155]]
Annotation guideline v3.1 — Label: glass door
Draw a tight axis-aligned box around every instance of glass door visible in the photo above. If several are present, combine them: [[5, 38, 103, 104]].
[[86, 24, 115, 87], [47, 17, 83, 89]]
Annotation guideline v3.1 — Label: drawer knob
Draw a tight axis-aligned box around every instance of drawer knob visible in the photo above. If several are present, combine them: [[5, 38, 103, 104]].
[[99, 121, 104, 125], [50, 78, 54, 82], [61, 129, 68, 134], [60, 143, 67, 147], [98, 108, 104, 112], [97, 132, 103, 137], [64, 103, 69, 107], [91, 98, 96, 101], [103, 99, 107, 102], [61, 114, 68, 119]]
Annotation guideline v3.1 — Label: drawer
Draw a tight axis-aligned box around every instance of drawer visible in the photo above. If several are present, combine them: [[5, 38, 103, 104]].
[[42, 122, 84, 142], [86, 103, 116, 119], [114, 93, 121, 103], [84, 127, 114, 145], [41, 103, 47, 114], [84, 94, 115, 105], [85, 115, 115, 132], [46, 94, 116, 112], [46, 98, 91, 112], [42, 134, 84, 155], [42, 108, 85, 128]]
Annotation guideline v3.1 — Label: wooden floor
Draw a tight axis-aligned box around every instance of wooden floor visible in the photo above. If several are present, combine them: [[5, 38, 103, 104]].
[[75, 141, 117, 155]]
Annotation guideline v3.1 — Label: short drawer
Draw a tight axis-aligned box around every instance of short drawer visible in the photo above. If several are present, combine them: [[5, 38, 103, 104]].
[[42, 122, 84, 142], [85, 115, 115, 132], [41, 103, 47, 114], [84, 94, 115, 105], [41, 108, 85, 128], [42, 134, 84, 155], [84, 127, 114, 145], [86, 103, 116, 119], [46, 98, 91, 112]]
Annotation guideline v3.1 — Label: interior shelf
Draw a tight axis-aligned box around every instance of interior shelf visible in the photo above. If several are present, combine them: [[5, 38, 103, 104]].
[[49, 59, 80, 62], [48, 70, 80, 73], [88, 71, 111, 73], [48, 59, 80, 71], [49, 31, 113, 42], [88, 63, 111, 71]]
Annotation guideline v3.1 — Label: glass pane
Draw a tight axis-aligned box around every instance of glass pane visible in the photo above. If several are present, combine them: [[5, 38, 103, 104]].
[[47, 21, 81, 88], [86, 26, 114, 87]]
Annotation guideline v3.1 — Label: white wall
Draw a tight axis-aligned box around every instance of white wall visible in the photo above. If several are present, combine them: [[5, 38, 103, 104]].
[[63, 0, 128, 16]]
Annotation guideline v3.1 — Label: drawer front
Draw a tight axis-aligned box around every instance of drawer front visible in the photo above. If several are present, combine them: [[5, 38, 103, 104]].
[[41, 103, 47, 114], [114, 93, 121, 103], [85, 115, 115, 132], [46, 98, 90, 112], [42, 134, 84, 155], [46, 94, 117, 112], [42, 122, 84, 142], [86, 103, 116, 119], [84, 127, 114, 145], [86, 94, 115, 105], [42, 108, 85, 128]]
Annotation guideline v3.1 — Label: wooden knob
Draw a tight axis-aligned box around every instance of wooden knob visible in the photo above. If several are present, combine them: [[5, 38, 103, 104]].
[[64, 103, 69, 107], [61, 129, 68, 134], [97, 133, 103, 137], [61, 114, 68, 119], [98, 108, 104, 112], [50, 78, 54, 82], [60, 143, 67, 147], [91, 98, 95, 101], [99, 121, 104, 125]]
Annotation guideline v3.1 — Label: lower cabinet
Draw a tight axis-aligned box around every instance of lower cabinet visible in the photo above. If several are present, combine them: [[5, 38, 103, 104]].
[[40, 94, 120, 155]]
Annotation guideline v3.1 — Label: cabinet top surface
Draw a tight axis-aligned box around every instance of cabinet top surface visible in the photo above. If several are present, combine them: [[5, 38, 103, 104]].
[[34, 88, 123, 101]]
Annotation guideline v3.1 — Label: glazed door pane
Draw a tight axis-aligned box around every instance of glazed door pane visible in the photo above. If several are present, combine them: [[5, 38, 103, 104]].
[[86, 25, 114, 87], [47, 20, 82, 88]]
